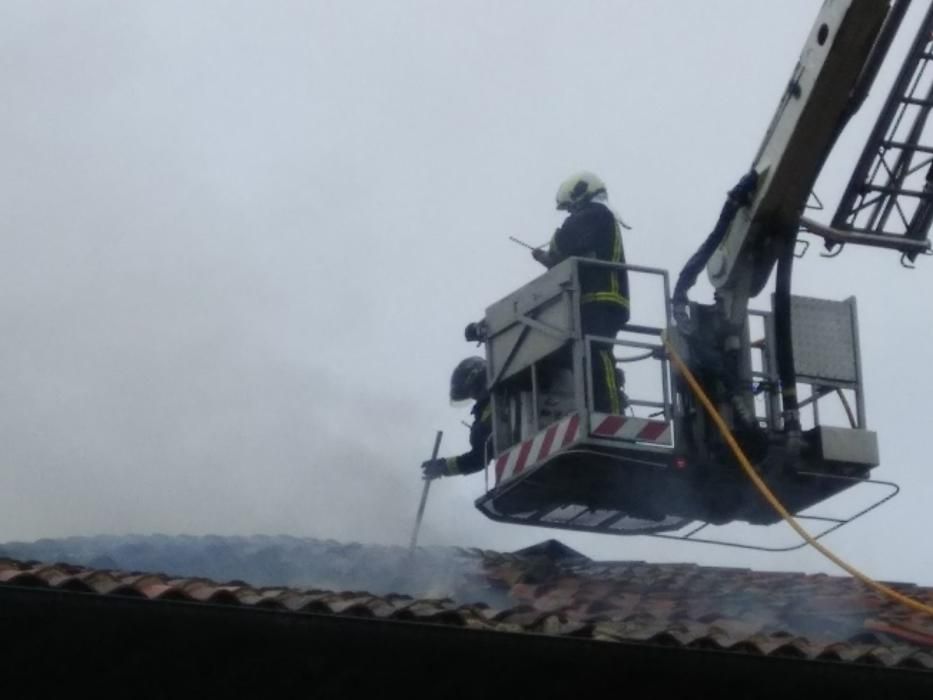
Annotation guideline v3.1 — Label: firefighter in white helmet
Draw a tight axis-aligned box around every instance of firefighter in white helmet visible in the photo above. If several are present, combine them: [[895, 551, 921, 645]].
[[532, 172, 630, 414]]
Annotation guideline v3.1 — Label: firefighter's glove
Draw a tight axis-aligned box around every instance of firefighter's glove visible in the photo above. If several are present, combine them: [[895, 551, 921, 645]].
[[531, 248, 551, 266], [464, 320, 488, 343], [421, 458, 452, 480]]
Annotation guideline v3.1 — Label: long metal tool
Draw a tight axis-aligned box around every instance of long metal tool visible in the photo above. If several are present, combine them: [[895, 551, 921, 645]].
[[508, 235, 539, 250], [408, 430, 443, 554]]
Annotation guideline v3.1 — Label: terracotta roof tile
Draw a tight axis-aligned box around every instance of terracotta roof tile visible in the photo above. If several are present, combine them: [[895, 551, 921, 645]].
[[277, 592, 330, 613], [1, 571, 45, 587], [176, 581, 241, 605], [865, 618, 933, 646], [1, 539, 932, 672]]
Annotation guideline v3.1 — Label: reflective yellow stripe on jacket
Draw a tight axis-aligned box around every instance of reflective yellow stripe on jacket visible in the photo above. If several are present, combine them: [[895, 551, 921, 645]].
[[580, 219, 628, 307], [600, 349, 621, 414]]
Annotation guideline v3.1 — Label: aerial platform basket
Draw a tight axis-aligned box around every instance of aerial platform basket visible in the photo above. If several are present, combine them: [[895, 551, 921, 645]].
[[473, 258, 897, 549]]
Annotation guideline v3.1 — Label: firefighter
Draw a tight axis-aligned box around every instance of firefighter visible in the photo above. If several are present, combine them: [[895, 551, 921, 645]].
[[421, 356, 492, 479], [531, 171, 630, 414]]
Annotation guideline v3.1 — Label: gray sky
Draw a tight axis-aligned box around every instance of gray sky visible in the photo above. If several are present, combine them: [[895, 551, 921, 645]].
[[1, 1, 931, 584]]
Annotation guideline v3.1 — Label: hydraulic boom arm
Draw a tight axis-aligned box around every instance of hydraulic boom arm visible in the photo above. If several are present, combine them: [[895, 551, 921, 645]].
[[707, 0, 890, 321]]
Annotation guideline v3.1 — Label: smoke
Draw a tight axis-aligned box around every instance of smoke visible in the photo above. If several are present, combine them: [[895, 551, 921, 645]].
[[0, 534, 512, 607]]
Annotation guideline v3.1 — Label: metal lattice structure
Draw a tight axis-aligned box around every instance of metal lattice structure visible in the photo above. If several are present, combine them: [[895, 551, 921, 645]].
[[826, 0, 933, 263]]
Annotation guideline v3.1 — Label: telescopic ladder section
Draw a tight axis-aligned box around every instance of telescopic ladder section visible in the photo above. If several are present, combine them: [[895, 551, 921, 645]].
[[822, 1, 933, 263]]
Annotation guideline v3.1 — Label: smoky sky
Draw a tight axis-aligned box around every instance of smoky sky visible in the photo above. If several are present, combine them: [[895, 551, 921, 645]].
[[1, 1, 931, 585]]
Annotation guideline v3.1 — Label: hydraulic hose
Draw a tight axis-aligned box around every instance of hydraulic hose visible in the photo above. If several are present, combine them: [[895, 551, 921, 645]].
[[664, 335, 933, 618], [672, 170, 759, 330], [773, 235, 800, 431]]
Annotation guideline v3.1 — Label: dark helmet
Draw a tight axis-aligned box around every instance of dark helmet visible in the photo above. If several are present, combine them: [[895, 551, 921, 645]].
[[450, 356, 487, 402]]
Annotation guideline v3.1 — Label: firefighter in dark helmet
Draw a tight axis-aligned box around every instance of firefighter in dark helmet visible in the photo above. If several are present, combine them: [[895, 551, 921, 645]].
[[531, 171, 630, 414], [421, 356, 492, 479]]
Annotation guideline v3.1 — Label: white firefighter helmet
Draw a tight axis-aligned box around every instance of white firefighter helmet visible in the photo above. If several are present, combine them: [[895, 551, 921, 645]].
[[449, 356, 487, 402], [555, 171, 607, 211]]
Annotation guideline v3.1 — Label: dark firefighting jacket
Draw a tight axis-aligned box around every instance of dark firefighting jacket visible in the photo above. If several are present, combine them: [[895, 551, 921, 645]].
[[548, 200, 629, 318], [445, 397, 492, 475]]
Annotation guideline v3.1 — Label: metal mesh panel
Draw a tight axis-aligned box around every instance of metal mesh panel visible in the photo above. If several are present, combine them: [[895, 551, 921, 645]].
[[790, 295, 859, 384]]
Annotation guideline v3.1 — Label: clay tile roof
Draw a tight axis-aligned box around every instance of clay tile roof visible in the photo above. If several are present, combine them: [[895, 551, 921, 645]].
[[1, 536, 932, 672]]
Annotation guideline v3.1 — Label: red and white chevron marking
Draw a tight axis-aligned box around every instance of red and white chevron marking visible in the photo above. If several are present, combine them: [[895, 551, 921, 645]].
[[495, 413, 581, 485], [589, 412, 672, 445]]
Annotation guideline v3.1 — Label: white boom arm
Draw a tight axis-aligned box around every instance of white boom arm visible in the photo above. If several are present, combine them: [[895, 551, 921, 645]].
[[707, 0, 889, 318]]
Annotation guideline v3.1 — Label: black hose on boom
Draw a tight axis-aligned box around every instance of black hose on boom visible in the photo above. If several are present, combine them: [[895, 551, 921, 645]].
[[773, 234, 800, 432], [672, 170, 759, 330]]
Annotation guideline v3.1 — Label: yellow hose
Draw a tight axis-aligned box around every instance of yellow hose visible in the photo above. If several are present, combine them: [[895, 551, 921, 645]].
[[664, 336, 933, 617]]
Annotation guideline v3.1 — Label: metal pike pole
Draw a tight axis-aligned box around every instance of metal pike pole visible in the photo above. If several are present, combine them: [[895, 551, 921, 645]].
[[408, 430, 443, 554], [508, 235, 537, 250]]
